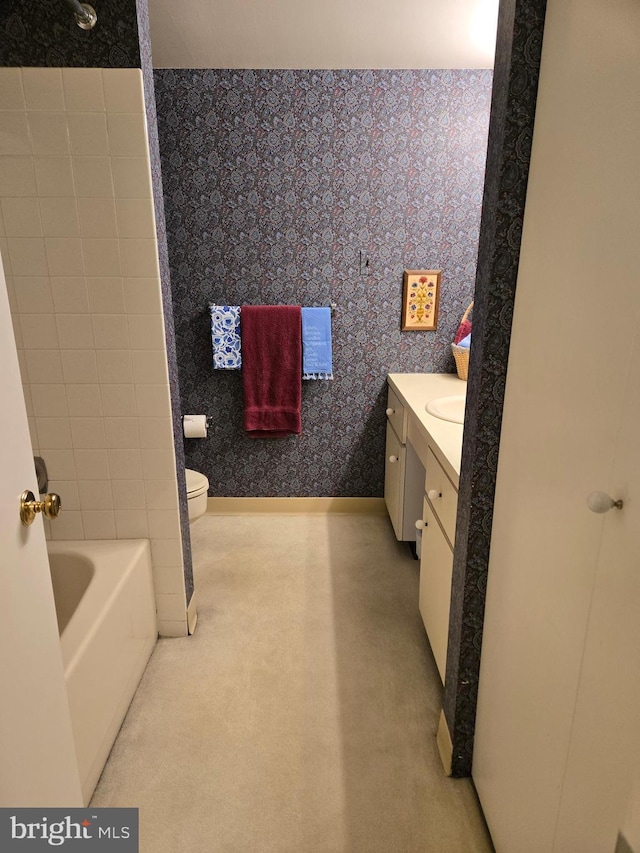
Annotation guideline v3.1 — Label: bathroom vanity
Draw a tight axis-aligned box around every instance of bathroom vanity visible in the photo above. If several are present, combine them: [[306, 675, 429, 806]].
[[384, 373, 465, 683]]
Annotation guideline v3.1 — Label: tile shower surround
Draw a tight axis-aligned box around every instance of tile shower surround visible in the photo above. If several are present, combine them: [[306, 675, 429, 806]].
[[0, 66, 187, 636], [155, 69, 493, 497]]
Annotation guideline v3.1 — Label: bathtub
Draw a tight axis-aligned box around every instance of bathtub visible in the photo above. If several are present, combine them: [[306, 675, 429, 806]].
[[47, 540, 157, 805]]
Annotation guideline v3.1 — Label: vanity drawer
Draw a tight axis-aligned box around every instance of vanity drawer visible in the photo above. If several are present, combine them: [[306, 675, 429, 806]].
[[425, 447, 458, 546], [386, 386, 407, 444]]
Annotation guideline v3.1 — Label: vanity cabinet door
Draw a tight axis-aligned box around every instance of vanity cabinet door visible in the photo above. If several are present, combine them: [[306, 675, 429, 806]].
[[419, 497, 454, 683], [384, 421, 405, 540]]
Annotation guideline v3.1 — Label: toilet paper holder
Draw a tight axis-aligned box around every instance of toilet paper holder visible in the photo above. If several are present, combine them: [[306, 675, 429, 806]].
[[182, 414, 213, 438]]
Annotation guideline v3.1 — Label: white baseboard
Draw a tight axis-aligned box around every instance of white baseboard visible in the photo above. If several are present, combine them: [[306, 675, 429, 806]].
[[206, 497, 387, 515], [437, 709, 453, 776]]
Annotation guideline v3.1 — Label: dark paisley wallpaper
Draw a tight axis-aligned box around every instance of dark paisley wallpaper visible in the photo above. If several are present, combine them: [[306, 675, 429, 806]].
[[154, 68, 493, 497], [0, 0, 140, 67]]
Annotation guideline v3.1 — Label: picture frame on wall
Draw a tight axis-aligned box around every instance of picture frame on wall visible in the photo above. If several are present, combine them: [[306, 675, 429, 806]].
[[401, 270, 441, 331]]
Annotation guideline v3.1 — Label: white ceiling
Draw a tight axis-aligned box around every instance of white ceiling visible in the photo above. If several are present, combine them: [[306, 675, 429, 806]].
[[147, 0, 499, 70]]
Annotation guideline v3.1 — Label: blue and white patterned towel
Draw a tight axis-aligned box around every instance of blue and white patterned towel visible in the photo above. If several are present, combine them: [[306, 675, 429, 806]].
[[210, 305, 241, 369], [302, 307, 333, 380]]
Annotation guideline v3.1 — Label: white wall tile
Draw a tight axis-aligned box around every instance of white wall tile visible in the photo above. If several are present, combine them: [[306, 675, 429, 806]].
[[51, 277, 89, 313], [55, 314, 94, 349], [70, 417, 107, 448], [135, 384, 171, 417], [114, 509, 148, 538], [22, 69, 65, 111], [0, 157, 36, 196], [34, 157, 74, 197], [107, 113, 148, 156], [151, 564, 186, 595], [66, 384, 102, 417], [128, 314, 166, 350], [147, 509, 182, 540], [72, 156, 113, 197], [0, 69, 25, 110], [60, 349, 98, 383], [103, 69, 144, 114], [45, 237, 85, 276], [2, 198, 42, 237], [87, 276, 125, 313], [141, 449, 176, 480], [96, 349, 133, 383], [40, 198, 80, 238], [150, 537, 184, 567], [123, 277, 163, 314], [120, 239, 159, 278], [78, 480, 113, 510], [50, 510, 84, 540], [157, 620, 188, 638], [0, 112, 31, 156], [100, 384, 136, 416], [28, 113, 70, 156], [144, 477, 180, 510], [77, 197, 117, 238], [36, 417, 72, 449], [112, 479, 146, 510], [92, 313, 129, 349], [20, 313, 59, 349], [155, 592, 187, 622], [82, 510, 116, 539], [43, 449, 77, 480], [68, 112, 109, 156], [48, 479, 80, 511], [27, 415, 38, 448], [111, 157, 151, 198], [105, 416, 139, 448], [62, 68, 105, 112], [139, 417, 174, 450], [31, 383, 68, 417], [14, 276, 54, 313], [132, 350, 169, 384], [74, 449, 110, 480], [108, 449, 143, 479], [25, 349, 64, 383], [82, 238, 121, 276], [115, 197, 156, 239], [8, 237, 48, 275]]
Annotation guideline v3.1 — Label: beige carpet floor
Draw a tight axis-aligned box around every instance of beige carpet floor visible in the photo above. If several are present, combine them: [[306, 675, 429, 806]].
[[91, 513, 494, 852]]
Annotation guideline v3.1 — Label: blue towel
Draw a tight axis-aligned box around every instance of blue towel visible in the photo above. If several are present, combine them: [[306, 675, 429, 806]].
[[458, 333, 471, 349], [302, 307, 333, 380], [210, 305, 241, 369]]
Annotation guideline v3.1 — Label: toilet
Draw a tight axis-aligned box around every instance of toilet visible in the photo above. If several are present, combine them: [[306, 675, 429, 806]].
[[185, 468, 209, 524]]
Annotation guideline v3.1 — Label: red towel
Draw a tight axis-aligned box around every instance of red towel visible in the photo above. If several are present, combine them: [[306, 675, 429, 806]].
[[241, 305, 302, 438]]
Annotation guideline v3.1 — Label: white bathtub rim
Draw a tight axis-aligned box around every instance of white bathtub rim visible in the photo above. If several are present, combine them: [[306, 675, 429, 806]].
[[47, 539, 156, 675]]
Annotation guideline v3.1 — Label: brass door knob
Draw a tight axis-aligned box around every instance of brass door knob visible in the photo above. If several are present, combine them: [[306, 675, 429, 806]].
[[20, 490, 62, 526]]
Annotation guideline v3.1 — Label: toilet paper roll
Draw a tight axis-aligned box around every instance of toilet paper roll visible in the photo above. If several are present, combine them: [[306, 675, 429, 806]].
[[183, 415, 208, 438]]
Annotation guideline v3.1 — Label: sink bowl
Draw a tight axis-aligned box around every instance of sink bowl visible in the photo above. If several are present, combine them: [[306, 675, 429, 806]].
[[425, 395, 466, 424]]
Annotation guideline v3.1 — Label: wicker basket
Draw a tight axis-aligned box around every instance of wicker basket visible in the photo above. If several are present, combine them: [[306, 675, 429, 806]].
[[451, 302, 473, 381]]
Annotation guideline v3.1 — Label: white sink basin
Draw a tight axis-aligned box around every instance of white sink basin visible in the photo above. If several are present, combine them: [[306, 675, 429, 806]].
[[425, 395, 466, 424]]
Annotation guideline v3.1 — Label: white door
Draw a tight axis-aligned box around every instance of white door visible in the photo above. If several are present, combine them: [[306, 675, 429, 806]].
[[472, 0, 640, 849], [552, 330, 640, 851], [0, 257, 82, 805]]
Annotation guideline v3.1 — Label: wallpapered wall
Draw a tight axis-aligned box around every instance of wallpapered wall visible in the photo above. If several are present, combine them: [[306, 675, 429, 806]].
[[0, 0, 140, 67], [154, 68, 492, 497]]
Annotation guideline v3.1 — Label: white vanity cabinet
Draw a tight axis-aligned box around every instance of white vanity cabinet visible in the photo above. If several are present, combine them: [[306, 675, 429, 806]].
[[385, 373, 464, 684], [419, 451, 458, 683]]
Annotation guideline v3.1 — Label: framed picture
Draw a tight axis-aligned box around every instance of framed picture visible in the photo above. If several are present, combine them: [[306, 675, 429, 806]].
[[401, 270, 441, 331]]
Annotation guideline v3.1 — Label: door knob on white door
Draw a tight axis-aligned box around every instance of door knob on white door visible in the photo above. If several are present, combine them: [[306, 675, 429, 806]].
[[415, 519, 427, 530], [386, 408, 395, 416], [389, 455, 398, 463], [428, 489, 442, 501], [586, 491, 623, 513]]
